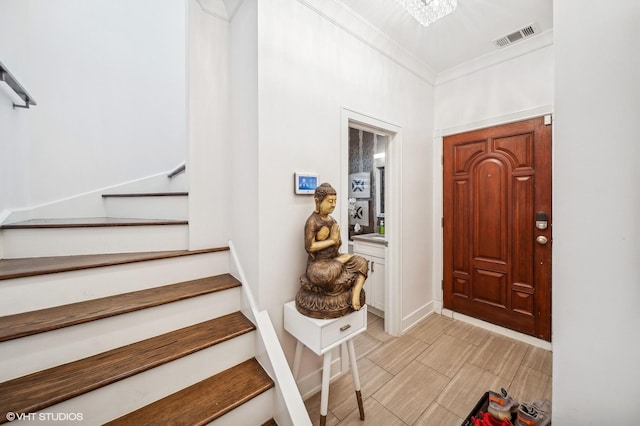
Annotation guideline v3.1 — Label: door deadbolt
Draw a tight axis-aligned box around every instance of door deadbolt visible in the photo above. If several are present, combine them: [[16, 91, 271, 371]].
[[536, 211, 548, 230], [536, 235, 548, 245]]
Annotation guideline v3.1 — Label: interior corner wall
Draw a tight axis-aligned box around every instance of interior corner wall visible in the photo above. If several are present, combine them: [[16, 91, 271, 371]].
[[187, 0, 232, 249], [552, 1, 640, 423], [255, 0, 434, 380], [0, 99, 30, 217], [1, 0, 187, 213], [0, 0, 31, 215], [229, 0, 260, 296]]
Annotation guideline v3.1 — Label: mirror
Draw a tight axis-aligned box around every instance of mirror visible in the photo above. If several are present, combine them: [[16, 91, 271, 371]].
[[348, 127, 387, 239]]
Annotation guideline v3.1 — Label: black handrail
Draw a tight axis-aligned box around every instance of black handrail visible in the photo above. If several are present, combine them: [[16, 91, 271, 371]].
[[0, 60, 37, 109]]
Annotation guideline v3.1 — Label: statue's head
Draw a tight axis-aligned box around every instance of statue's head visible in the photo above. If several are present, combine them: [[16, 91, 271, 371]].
[[314, 183, 337, 214], [314, 182, 336, 202]]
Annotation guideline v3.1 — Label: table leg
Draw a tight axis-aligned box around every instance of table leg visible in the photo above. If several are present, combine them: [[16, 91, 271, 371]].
[[347, 339, 365, 420], [292, 340, 303, 379], [319, 350, 332, 426]]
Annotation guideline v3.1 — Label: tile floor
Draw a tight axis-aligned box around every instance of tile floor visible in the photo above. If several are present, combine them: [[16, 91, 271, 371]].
[[303, 312, 552, 425]]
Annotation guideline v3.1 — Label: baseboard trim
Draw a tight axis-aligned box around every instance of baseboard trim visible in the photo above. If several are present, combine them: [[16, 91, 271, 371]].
[[401, 301, 436, 333]]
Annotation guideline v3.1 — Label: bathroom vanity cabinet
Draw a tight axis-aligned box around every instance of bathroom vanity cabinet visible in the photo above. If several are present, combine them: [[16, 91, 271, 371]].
[[352, 234, 386, 314]]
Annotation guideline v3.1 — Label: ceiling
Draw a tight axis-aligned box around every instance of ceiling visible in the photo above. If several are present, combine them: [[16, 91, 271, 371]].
[[338, 0, 553, 74], [209, 0, 553, 76]]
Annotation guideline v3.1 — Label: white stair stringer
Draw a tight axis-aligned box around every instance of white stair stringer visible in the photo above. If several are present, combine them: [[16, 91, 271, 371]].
[[0, 250, 229, 315], [103, 194, 188, 220], [0, 223, 189, 258], [10, 332, 257, 426], [0, 287, 242, 382]]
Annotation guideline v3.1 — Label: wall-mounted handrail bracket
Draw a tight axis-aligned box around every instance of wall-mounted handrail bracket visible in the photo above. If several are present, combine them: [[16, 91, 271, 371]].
[[12, 100, 33, 110], [0, 60, 37, 109]]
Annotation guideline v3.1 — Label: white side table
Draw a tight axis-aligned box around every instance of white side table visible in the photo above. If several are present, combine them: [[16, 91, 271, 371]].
[[284, 301, 367, 426]]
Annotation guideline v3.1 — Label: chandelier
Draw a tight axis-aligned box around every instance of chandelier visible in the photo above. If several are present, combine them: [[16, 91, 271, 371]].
[[396, 0, 458, 27]]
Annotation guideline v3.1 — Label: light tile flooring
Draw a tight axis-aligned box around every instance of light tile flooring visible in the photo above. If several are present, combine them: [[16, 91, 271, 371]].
[[304, 312, 552, 425]]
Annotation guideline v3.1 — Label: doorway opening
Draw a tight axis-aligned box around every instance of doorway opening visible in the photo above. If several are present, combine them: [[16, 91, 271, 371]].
[[348, 127, 387, 319], [341, 108, 402, 336]]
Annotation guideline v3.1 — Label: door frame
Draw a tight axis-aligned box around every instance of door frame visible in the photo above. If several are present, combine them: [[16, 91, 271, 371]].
[[433, 105, 553, 349], [341, 108, 402, 337]]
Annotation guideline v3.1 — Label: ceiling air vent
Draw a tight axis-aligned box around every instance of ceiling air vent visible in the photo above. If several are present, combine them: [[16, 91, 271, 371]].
[[494, 23, 539, 48]]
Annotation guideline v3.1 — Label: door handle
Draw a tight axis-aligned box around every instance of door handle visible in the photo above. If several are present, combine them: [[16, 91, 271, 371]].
[[536, 235, 548, 245]]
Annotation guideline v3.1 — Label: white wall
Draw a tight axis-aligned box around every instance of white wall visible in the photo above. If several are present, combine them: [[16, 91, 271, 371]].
[[433, 44, 554, 312], [552, 1, 640, 423], [252, 0, 434, 381], [0, 0, 186, 215], [435, 44, 554, 131], [187, 0, 232, 249], [230, 0, 260, 297]]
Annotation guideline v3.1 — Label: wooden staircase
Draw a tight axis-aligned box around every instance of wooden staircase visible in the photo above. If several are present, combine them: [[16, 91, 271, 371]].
[[0, 249, 279, 424], [0, 182, 310, 425]]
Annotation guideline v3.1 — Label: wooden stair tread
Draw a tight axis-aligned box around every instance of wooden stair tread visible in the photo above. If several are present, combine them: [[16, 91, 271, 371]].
[[102, 192, 188, 197], [0, 217, 188, 229], [0, 313, 255, 419], [0, 274, 241, 342], [0, 248, 227, 280], [105, 358, 274, 425]]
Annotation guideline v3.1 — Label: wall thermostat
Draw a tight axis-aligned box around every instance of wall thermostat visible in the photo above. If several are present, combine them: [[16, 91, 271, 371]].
[[294, 172, 318, 194]]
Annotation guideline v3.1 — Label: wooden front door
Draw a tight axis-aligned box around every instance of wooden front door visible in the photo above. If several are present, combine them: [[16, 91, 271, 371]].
[[443, 116, 552, 341]]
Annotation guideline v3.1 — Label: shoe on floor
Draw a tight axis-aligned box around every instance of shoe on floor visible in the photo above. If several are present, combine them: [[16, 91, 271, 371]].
[[516, 399, 551, 426], [472, 411, 514, 426], [487, 388, 519, 421]]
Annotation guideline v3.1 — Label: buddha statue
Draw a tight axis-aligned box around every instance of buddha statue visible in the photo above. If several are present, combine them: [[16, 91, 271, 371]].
[[295, 182, 368, 319]]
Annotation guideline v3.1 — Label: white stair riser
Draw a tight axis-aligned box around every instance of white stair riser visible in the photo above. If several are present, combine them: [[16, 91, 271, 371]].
[[1, 225, 189, 258], [12, 332, 256, 425], [0, 287, 242, 382], [212, 388, 274, 426], [104, 196, 188, 220], [0, 251, 229, 315]]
